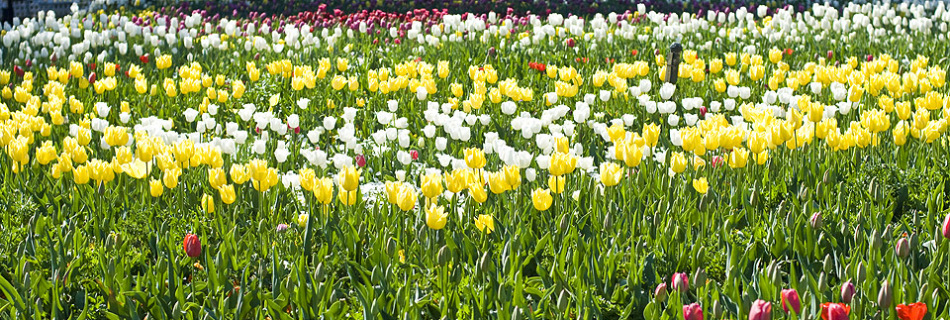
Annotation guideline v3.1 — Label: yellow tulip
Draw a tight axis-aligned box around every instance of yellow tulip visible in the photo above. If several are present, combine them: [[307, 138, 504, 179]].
[[426, 205, 448, 230], [487, 171, 511, 194], [201, 194, 215, 213], [338, 188, 358, 206], [420, 173, 443, 199], [338, 165, 360, 192], [474, 214, 494, 234], [397, 187, 417, 211], [670, 152, 688, 174], [548, 175, 566, 194], [549, 152, 578, 176], [728, 148, 750, 168], [643, 123, 660, 147], [599, 162, 623, 187], [149, 179, 164, 197], [464, 148, 486, 169], [532, 188, 553, 211], [314, 177, 334, 205], [692, 177, 709, 194], [502, 165, 521, 189], [469, 181, 488, 203]]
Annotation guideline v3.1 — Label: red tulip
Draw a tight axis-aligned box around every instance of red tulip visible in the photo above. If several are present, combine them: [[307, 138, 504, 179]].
[[820, 303, 850, 320], [699, 106, 708, 118], [631, 49, 639, 56], [24, 59, 32, 68], [749, 299, 772, 320], [711, 156, 724, 168], [683, 303, 703, 320], [841, 281, 856, 303], [565, 38, 575, 47], [183, 233, 201, 258], [672, 273, 689, 293], [355, 154, 366, 167], [88, 72, 97, 84], [941, 213, 949, 239], [410, 150, 419, 160], [896, 302, 927, 320], [13, 65, 24, 77], [781, 289, 802, 314], [140, 54, 150, 64]]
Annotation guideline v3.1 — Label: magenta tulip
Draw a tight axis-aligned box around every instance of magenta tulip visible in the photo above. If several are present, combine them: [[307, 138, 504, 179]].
[[781, 289, 802, 314], [683, 303, 704, 320], [672, 273, 689, 293], [942, 213, 949, 239], [841, 281, 856, 304]]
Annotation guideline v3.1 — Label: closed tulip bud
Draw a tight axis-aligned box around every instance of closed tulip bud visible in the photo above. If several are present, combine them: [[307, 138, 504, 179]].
[[871, 229, 883, 249], [841, 280, 856, 304], [683, 303, 703, 320], [878, 281, 892, 308], [818, 273, 829, 292], [823, 254, 834, 273], [713, 300, 723, 318], [810, 211, 823, 229], [182, 233, 201, 258], [895, 237, 910, 258], [749, 299, 772, 320], [654, 283, 668, 302], [672, 273, 689, 293], [693, 268, 706, 289], [781, 289, 802, 314]]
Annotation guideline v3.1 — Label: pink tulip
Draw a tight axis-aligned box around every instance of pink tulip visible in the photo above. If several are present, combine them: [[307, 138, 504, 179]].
[[749, 299, 772, 320], [672, 273, 689, 293], [654, 283, 668, 302], [841, 281, 856, 304], [895, 237, 910, 258], [410, 150, 419, 160], [942, 213, 949, 239], [683, 303, 704, 320], [355, 154, 367, 167], [781, 289, 802, 314]]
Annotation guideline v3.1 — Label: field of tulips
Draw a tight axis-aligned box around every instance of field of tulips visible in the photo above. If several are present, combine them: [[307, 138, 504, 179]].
[[2, 1, 950, 319]]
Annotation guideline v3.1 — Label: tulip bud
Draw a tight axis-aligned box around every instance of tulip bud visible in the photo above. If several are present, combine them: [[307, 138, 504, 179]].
[[713, 299, 723, 318], [818, 273, 829, 292], [871, 229, 883, 249], [856, 262, 867, 284], [823, 254, 834, 274], [781, 289, 802, 314], [877, 281, 892, 308], [810, 212, 823, 229], [654, 283, 668, 303], [841, 280, 856, 304], [487, 46, 496, 57], [693, 268, 707, 289], [895, 237, 910, 258], [683, 303, 703, 320], [672, 273, 689, 293]]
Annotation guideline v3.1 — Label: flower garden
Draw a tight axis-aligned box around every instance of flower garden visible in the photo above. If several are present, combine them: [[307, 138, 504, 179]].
[[1, 0, 950, 319]]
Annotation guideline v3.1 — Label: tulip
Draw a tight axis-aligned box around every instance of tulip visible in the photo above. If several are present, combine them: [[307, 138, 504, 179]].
[[895, 302, 927, 320], [410, 150, 420, 160], [201, 194, 215, 213], [672, 273, 689, 293], [683, 303, 703, 320], [183, 233, 201, 258], [878, 281, 893, 309], [338, 165, 360, 192], [821, 303, 850, 320], [810, 212, 823, 229], [464, 148, 486, 169], [942, 213, 949, 239], [749, 299, 772, 320], [654, 283, 668, 302], [149, 179, 164, 197], [473, 214, 494, 234], [355, 154, 366, 167], [276, 224, 290, 233], [532, 188, 553, 211], [599, 162, 623, 187], [841, 281, 856, 304], [692, 177, 709, 194], [895, 237, 910, 258], [426, 205, 448, 230], [781, 289, 802, 314], [565, 38, 575, 47]]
